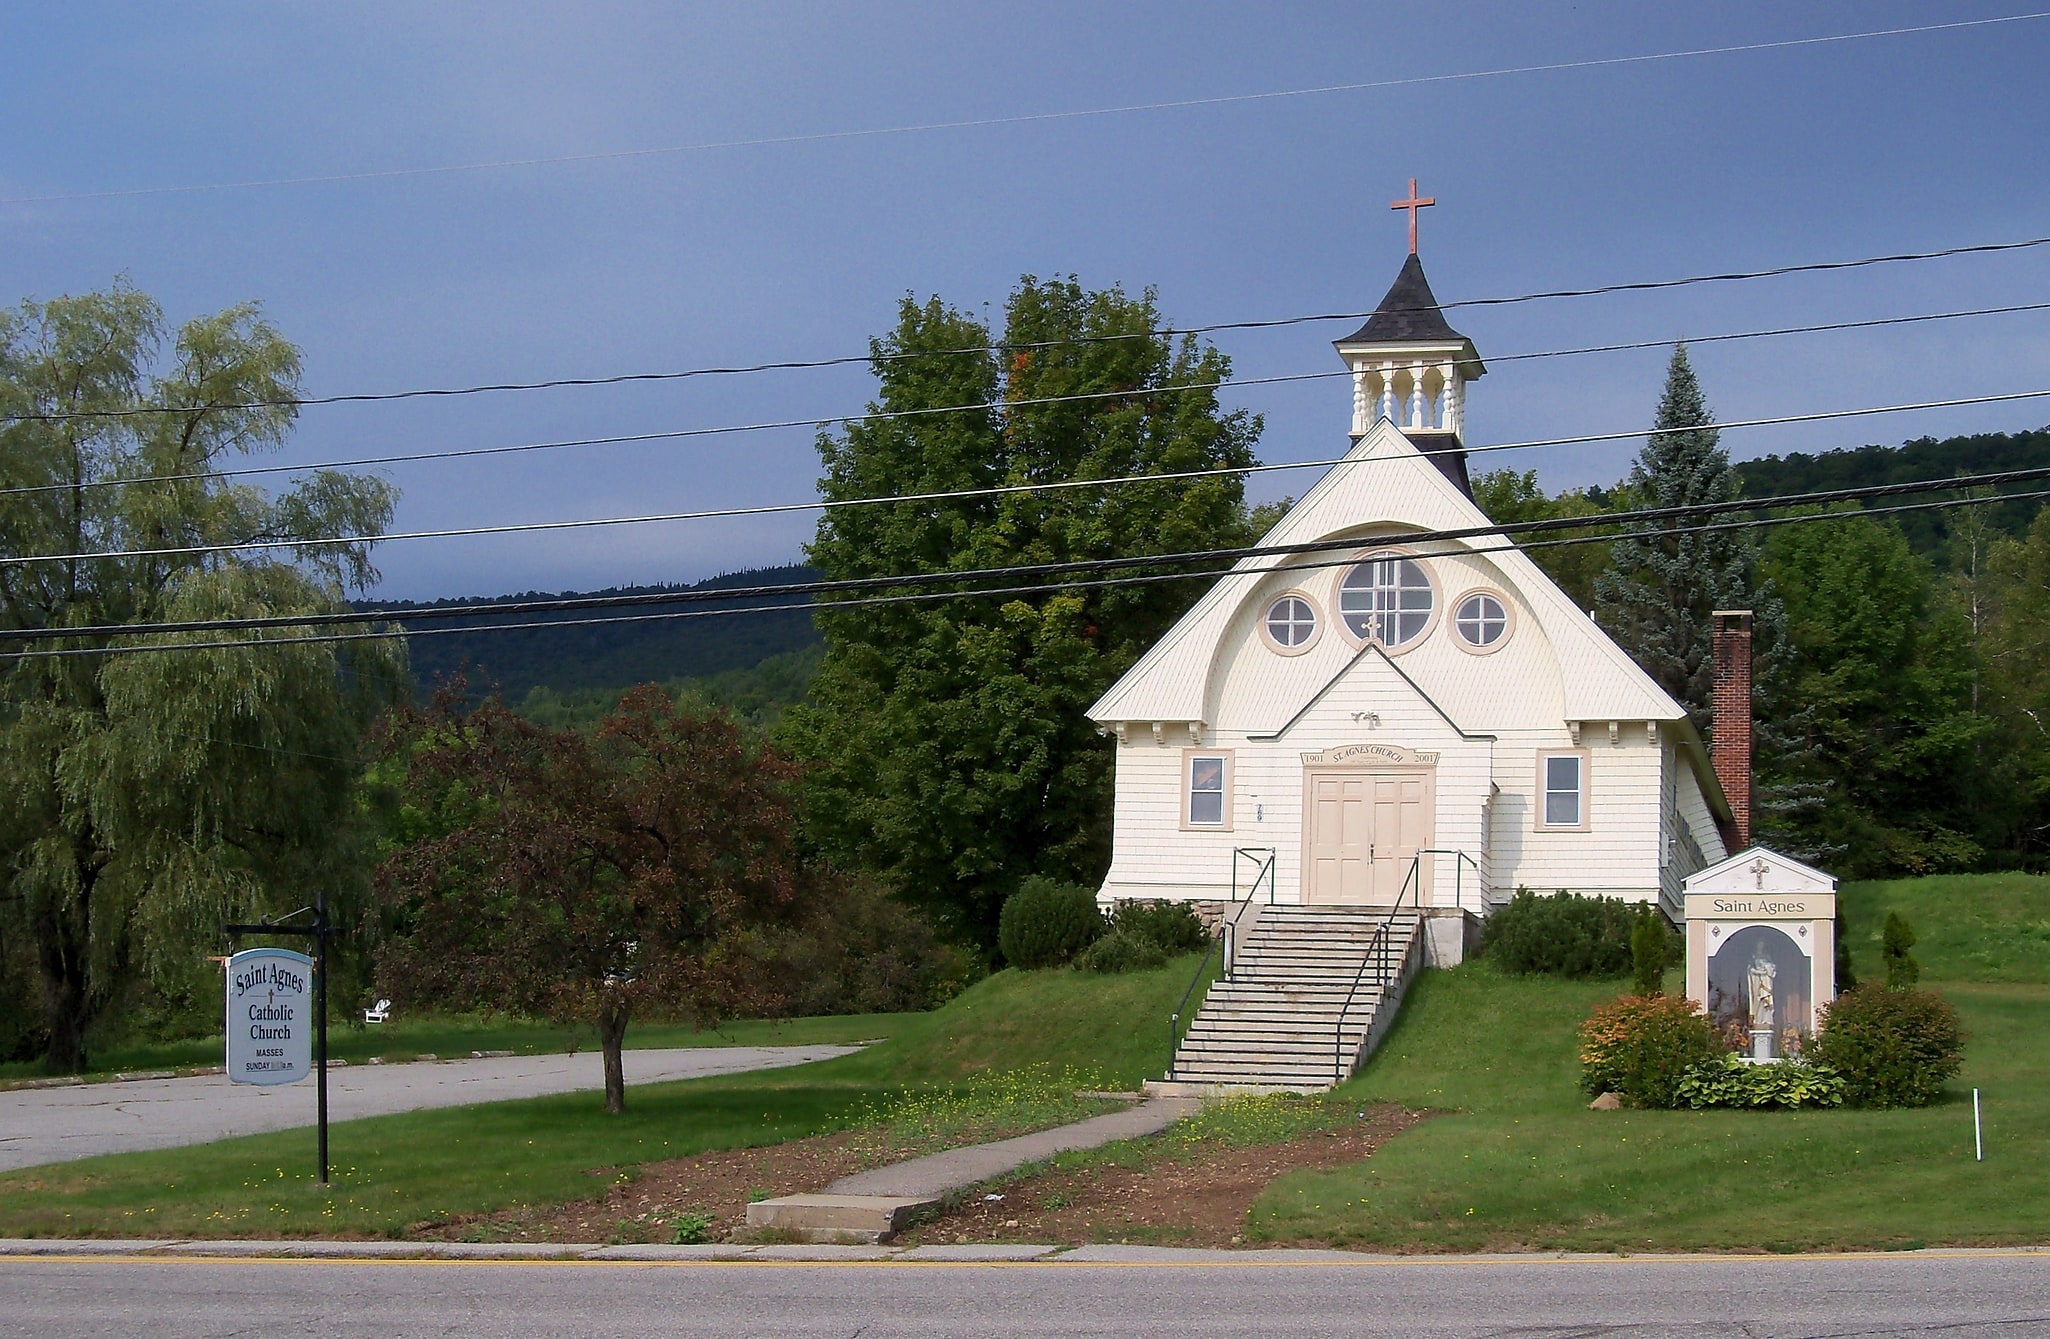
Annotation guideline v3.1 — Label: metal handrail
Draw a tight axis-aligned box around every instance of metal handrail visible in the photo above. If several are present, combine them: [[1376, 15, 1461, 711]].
[[1167, 847, 1277, 1080], [1224, 847, 1276, 977], [1414, 847, 1481, 910], [1165, 933, 1219, 1082], [1231, 846, 1277, 906], [1331, 854, 1423, 1085]]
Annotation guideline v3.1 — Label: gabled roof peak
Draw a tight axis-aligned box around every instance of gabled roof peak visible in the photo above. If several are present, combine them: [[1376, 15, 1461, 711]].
[[1336, 254, 1469, 347]]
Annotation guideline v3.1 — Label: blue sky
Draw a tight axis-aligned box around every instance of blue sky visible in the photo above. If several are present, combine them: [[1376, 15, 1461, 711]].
[[6, 2, 2048, 599]]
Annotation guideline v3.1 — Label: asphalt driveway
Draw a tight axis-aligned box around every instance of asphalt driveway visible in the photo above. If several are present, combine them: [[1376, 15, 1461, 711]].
[[0, 1044, 856, 1173]]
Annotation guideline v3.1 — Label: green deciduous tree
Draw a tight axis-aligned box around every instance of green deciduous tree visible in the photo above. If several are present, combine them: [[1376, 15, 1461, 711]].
[[0, 284, 403, 1072], [1984, 508, 2050, 862], [1761, 511, 1984, 873], [783, 277, 1262, 947], [1469, 467, 1615, 608], [375, 688, 814, 1113]]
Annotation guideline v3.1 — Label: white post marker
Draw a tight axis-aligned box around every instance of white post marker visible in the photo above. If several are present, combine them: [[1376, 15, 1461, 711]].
[[1974, 1087, 1983, 1162], [226, 947, 315, 1085]]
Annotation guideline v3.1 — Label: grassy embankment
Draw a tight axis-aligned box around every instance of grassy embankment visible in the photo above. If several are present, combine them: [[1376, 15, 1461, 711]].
[[1249, 873, 2050, 1250], [0, 955, 1202, 1238]]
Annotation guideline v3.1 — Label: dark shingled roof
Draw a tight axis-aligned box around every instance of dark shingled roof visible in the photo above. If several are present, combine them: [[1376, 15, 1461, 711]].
[[1413, 436, 1474, 497], [1337, 254, 1468, 345]]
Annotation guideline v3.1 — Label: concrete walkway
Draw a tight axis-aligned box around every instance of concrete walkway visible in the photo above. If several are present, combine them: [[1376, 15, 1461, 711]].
[[0, 1044, 856, 1173], [828, 1096, 1202, 1198], [748, 1095, 1202, 1240]]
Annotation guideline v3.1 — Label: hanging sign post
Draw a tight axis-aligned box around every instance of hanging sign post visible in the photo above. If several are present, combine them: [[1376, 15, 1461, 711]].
[[222, 888, 331, 1185]]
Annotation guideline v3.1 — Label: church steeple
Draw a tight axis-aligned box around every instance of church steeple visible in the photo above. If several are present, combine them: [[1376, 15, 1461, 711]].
[[1333, 181, 1486, 494]]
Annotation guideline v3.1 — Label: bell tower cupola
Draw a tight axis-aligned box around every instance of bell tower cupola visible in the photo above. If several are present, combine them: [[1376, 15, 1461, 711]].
[[1334, 179, 1485, 494]]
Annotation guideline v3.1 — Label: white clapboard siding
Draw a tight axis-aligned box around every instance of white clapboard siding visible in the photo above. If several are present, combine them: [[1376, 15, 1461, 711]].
[[1090, 385, 1737, 918]]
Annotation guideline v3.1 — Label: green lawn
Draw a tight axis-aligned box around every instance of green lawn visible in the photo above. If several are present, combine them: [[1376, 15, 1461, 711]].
[[1840, 872, 2050, 985], [1249, 879, 2050, 1250], [0, 954, 1203, 1238], [0, 1011, 924, 1086]]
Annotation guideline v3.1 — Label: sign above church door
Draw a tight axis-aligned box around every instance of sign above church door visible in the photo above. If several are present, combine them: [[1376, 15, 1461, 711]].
[[1301, 743, 1439, 767]]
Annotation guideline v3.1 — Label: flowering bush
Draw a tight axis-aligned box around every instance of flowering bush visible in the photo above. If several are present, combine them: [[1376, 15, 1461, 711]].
[[1675, 1052, 1846, 1109], [1579, 993, 1725, 1107]]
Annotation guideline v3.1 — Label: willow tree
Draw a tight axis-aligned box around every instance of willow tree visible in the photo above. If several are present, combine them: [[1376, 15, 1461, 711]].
[[0, 284, 403, 1072]]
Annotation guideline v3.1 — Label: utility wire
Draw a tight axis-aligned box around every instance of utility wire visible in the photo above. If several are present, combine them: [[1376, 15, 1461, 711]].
[[7, 386, 2049, 569], [5, 12, 2039, 208], [5, 486, 2036, 663], [8, 298, 2049, 501], [6, 466, 2039, 646], [7, 236, 2050, 426]]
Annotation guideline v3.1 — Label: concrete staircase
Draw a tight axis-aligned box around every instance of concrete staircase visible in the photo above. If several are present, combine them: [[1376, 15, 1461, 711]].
[[1155, 904, 1424, 1093]]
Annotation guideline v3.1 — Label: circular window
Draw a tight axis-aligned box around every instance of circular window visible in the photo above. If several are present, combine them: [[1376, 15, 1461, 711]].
[[1453, 590, 1511, 651], [1338, 554, 1434, 648], [1263, 594, 1318, 652]]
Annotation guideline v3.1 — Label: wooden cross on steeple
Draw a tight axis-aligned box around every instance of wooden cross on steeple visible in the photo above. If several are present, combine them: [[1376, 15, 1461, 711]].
[[1390, 178, 1435, 255]]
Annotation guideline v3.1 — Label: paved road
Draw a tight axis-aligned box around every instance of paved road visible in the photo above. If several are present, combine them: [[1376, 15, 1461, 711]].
[[0, 1250, 2043, 1337], [0, 1045, 855, 1172]]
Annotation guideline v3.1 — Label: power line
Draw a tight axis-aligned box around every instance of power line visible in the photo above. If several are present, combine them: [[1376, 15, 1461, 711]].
[[7, 466, 2041, 647], [8, 235, 2050, 427], [6, 486, 2037, 664], [5, 12, 2039, 209], [9, 297, 2048, 501], [8, 386, 2049, 570]]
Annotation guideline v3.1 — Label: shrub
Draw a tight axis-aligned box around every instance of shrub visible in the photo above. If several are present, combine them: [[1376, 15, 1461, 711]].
[[1075, 930, 1170, 974], [1881, 911, 1921, 988], [1676, 1052, 1846, 1110], [1484, 888, 1638, 978], [765, 876, 980, 1015], [1579, 994, 1725, 1108], [1630, 910, 1671, 995], [1107, 900, 1211, 956], [1813, 985, 1963, 1108], [998, 876, 1105, 969]]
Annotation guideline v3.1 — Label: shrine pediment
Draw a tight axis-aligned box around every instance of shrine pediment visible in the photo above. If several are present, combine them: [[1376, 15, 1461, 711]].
[[1683, 845, 1837, 899], [1299, 742, 1440, 767]]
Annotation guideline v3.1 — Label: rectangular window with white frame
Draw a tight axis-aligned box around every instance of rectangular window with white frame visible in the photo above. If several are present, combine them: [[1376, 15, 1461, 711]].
[[1537, 750, 1589, 830], [1182, 750, 1233, 831]]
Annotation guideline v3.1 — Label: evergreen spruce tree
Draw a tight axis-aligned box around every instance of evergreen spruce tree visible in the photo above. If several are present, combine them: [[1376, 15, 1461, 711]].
[[1593, 345, 1766, 736], [1594, 346, 1821, 853]]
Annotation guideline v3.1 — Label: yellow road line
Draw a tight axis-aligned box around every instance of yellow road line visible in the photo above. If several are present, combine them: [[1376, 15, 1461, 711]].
[[2, 1248, 2046, 1269]]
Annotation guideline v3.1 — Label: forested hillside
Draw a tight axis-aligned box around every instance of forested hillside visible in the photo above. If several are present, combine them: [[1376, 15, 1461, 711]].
[[1476, 420, 2050, 878], [362, 565, 822, 701], [1735, 428, 2050, 563]]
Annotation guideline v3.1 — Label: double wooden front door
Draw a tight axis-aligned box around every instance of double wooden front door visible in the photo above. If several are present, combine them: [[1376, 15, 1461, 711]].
[[1304, 769, 1435, 903]]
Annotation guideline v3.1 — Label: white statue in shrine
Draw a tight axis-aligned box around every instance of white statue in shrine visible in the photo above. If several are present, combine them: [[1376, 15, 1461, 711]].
[[1747, 949, 1777, 1032]]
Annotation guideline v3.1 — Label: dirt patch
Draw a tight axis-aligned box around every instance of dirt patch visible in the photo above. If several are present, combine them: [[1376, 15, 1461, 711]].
[[422, 1100, 1422, 1248], [418, 1105, 1115, 1246], [418, 1129, 885, 1244], [896, 1103, 1424, 1249]]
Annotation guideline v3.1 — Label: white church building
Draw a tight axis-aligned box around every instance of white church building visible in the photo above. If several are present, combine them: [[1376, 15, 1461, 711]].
[[1090, 245, 1741, 954]]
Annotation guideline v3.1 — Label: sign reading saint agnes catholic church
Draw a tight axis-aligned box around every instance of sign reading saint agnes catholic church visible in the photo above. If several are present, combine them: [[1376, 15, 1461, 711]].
[[226, 947, 314, 1085]]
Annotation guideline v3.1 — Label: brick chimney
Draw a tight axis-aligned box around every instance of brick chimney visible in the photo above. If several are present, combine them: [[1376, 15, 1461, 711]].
[[1711, 610, 1755, 850]]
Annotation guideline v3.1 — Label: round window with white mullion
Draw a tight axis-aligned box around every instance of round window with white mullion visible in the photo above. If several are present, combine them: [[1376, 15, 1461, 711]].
[[1338, 553, 1434, 649], [1262, 593, 1319, 653], [1453, 590, 1512, 652]]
